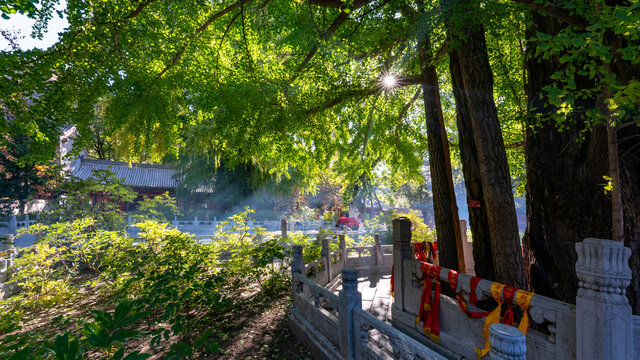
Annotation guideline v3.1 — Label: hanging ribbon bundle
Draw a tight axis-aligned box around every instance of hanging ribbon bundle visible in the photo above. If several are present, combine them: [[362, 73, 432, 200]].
[[428, 241, 438, 263], [414, 242, 427, 261], [447, 271, 490, 319], [474, 283, 535, 359], [415, 262, 442, 343]]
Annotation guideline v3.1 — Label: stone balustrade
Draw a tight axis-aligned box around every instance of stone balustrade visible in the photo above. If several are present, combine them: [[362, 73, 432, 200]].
[[299, 233, 392, 289], [291, 217, 639, 359], [290, 246, 449, 360], [391, 217, 638, 360]]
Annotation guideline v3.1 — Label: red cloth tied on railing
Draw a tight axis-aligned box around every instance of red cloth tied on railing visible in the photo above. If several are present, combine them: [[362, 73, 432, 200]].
[[390, 267, 394, 296], [474, 283, 536, 359], [415, 262, 442, 343], [428, 241, 438, 263], [414, 242, 427, 261], [447, 270, 490, 319], [501, 286, 517, 326]]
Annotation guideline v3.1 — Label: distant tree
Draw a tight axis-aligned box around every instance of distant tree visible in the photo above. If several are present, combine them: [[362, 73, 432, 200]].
[[0, 134, 60, 215], [44, 169, 135, 232]]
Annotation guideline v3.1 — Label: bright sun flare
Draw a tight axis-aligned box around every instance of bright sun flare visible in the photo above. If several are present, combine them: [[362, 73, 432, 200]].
[[382, 75, 397, 89]]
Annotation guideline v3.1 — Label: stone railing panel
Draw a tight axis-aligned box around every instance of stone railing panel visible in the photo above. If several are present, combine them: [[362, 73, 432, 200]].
[[634, 315, 640, 359], [353, 308, 448, 360], [292, 272, 340, 347], [399, 259, 574, 360]]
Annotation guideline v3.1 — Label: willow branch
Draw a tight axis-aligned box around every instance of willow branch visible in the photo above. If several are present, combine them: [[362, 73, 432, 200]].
[[154, 0, 253, 83]]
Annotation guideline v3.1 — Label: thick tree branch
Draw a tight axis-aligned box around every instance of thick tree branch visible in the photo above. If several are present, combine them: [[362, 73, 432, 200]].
[[292, 10, 350, 78], [512, 0, 588, 29], [98, 0, 158, 25], [292, 0, 374, 81], [305, 74, 422, 115], [308, 0, 370, 9], [397, 88, 422, 123]]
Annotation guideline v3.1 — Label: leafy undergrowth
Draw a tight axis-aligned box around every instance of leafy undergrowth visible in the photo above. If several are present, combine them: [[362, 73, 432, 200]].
[[2, 278, 312, 360], [0, 207, 317, 359]]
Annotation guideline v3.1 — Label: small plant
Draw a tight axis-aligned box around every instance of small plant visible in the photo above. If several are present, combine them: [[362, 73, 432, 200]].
[[132, 193, 181, 222]]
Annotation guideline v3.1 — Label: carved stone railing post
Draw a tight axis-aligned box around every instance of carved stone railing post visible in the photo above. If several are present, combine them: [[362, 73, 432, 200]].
[[281, 218, 287, 238], [8, 216, 16, 235], [339, 268, 361, 359], [373, 233, 383, 266], [321, 235, 332, 284], [488, 324, 526, 360], [575, 238, 633, 360], [292, 245, 304, 276], [392, 217, 412, 311], [339, 234, 346, 261]]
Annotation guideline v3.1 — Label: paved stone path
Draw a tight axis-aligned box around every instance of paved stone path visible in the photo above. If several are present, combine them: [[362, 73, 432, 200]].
[[333, 273, 393, 321], [333, 273, 395, 354]]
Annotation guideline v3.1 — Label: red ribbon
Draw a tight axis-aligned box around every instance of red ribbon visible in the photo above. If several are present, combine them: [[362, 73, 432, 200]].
[[390, 267, 394, 296], [417, 262, 442, 343], [501, 286, 517, 326], [469, 276, 482, 305], [428, 242, 438, 262], [414, 242, 427, 261], [448, 271, 490, 319]]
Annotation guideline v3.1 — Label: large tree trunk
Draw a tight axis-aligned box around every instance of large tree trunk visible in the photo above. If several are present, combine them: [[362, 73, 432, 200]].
[[619, 125, 640, 313], [521, 0, 640, 315], [449, 49, 495, 280], [418, 33, 464, 272], [524, 12, 610, 303], [448, 1, 527, 289]]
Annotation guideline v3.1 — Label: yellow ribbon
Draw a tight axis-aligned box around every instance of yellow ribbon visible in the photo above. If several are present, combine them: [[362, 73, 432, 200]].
[[474, 283, 505, 359], [474, 285, 536, 359], [515, 290, 535, 335]]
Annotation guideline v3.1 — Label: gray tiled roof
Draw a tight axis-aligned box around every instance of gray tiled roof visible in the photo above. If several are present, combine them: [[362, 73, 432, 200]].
[[71, 158, 180, 189]]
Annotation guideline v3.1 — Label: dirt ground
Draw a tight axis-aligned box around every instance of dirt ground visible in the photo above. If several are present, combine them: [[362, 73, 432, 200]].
[[7, 281, 313, 359], [210, 289, 313, 360]]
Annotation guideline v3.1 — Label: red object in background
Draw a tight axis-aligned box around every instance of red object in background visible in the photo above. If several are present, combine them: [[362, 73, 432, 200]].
[[337, 217, 359, 227], [469, 200, 481, 208]]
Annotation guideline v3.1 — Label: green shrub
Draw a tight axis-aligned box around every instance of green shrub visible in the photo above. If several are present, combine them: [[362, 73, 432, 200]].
[[1, 206, 294, 359]]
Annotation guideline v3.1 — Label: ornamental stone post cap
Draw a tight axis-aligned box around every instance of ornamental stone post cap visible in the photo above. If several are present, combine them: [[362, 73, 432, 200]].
[[575, 237, 631, 278], [342, 268, 358, 281], [575, 237, 632, 304], [342, 268, 359, 292], [488, 324, 526, 358]]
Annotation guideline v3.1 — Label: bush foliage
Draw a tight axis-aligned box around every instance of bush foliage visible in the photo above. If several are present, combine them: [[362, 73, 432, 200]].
[[0, 180, 296, 359]]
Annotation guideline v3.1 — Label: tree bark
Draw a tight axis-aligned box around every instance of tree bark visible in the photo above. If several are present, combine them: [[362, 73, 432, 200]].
[[619, 125, 640, 313], [449, 49, 495, 280], [524, 13, 610, 302], [418, 33, 464, 272], [524, 0, 640, 315], [448, 0, 527, 289]]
